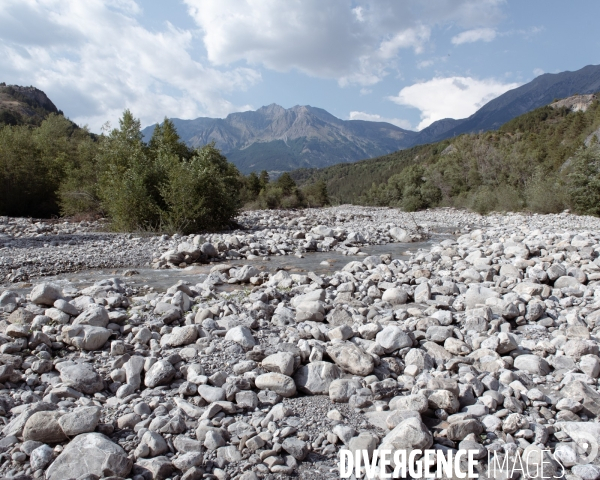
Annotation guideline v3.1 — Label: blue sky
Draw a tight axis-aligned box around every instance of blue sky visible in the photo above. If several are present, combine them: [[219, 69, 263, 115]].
[[1, 0, 599, 132]]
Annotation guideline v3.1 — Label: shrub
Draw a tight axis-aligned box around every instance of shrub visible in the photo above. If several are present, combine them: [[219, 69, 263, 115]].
[[568, 145, 600, 215]]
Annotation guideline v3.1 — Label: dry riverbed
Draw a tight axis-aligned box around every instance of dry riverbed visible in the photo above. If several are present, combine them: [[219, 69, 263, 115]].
[[0, 206, 599, 480]]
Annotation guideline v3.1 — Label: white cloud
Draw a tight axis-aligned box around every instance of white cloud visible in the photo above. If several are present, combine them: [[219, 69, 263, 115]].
[[451, 27, 496, 45], [533, 68, 545, 76], [185, 0, 505, 86], [0, 0, 260, 131], [417, 59, 435, 69], [349, 111, 412, 130], [389, 76, 520, 130]]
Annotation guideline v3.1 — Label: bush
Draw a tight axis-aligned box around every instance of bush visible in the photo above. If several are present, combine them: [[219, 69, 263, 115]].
[[60, 110, 241, 233], [568, 145, 600, 215], [524, 170, 567, 213]]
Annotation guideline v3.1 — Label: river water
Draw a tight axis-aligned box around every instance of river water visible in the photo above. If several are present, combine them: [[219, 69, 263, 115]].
[[29, 234, 452, 293]]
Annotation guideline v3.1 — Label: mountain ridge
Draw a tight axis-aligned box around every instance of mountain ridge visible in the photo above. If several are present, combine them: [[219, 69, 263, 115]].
[[141, 64, 600, 173], [0, 84, 61, 126], [142, 104, 417, 173], [413, 64, 600, 144]]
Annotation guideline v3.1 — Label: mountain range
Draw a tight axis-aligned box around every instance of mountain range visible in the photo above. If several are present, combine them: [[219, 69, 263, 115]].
[[3, 64, 600, 174], [142, 64, 600, 173], [141, 104, 416, 173]]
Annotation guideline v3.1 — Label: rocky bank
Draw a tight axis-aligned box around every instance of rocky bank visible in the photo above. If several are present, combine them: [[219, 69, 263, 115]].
[[0, 206, 599, 479]]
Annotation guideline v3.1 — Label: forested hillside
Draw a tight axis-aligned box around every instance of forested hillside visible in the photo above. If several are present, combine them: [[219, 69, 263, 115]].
[[291, 95, 600, 215]]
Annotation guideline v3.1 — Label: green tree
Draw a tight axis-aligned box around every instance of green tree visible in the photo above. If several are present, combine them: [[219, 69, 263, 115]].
[[259, 170, 269, 189], [148, 118, 193, 160], [247, 172, 261, 196], [276, 172, 297, 195], [568, 145, 600, 215]]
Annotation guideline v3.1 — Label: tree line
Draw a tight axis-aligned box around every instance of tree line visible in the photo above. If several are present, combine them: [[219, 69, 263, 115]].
[[0, 111, 329, 233]]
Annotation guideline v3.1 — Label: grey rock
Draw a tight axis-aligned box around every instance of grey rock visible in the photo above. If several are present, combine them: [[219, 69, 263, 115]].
[[58, 406, 101, 436], [73, 305, 110, 328], [144, 360, 176, 388], [255, 373, 296, 397], [58, 362, 104, 394], [294, 361, 341, 395], [326, 342, 374, 376], [30, 282, 63, 306], [61, 325, 112, 351], [23, 411, 67, 443], [375, 326, 412, 353]]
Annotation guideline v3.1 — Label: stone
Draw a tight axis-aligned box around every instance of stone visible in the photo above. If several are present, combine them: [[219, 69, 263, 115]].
[[572, 465, 600, 480], [375, 326, 412, 353], [23, 411, 67, 443], [293, 361, 341, 395], [282, 437, 308, 460], [73, 305, 110, 328], [326, 342, 374, 376], [389, 394, 428, 413], [161, 325, 198, 348], [579, 354, 600, 378], [133, 456, 174, 480], [234, 265, 260, 282], [379, 417, 433, 452], [61, 325, 112, 351], [197, 385, 226, 403], [125, 355, 145, 390], [381, 288, 408, 305], [58, 362, 104, 394], [327, 307, 354, 326], [139, 431, 169, 457], [30, 282, 63, 306], [7, 308, 34, 325], [513, 355, 551, 376], [446, 419, 483, 441], [329, 379, 362, 403], [235, 391, 259, 409], [426, 325, 454, 343], [389, 228, 411, 242], [262, 352, 295, 376], [428, 390, 460, 413], [58, 406, 101, 436], [554, 275, 581, 288], [225, 325, 256, 348], [30, 444, 54, 470], [144, 360, 176, 388], [255, 373, 296, 397]]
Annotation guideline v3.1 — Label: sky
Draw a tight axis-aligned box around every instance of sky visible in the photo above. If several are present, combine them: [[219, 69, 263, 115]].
[[1, 0, 599, 133]]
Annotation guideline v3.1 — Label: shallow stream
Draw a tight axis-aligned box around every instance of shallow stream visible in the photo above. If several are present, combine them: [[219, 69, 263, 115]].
[[26, 234, 452, 293]]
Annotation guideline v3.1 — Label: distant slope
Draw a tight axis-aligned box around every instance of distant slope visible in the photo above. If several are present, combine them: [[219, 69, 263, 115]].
[[142, 104, 416, 173], [0, 84, 61, 126], [413, 64, 600, 145], [291, 94, 600, 210]]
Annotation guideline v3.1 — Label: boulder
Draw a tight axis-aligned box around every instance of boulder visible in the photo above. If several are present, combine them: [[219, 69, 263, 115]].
[[58, 406, 101, 436], [30, 283, 63, 306], [293, 361, 341, 395], [389, 228, 411, 242], [255, 373, 296, 397], [375, 326, 412, 353], [144, 360, 176, 388], [46, 433, 132, 480], [58, 362, 104, 394], [381, 288, 408, 305], [73, 305, 110, 328], [61, 325, 112, 351], [23, 411, 67, 443], [326, 342, 374, 376]]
